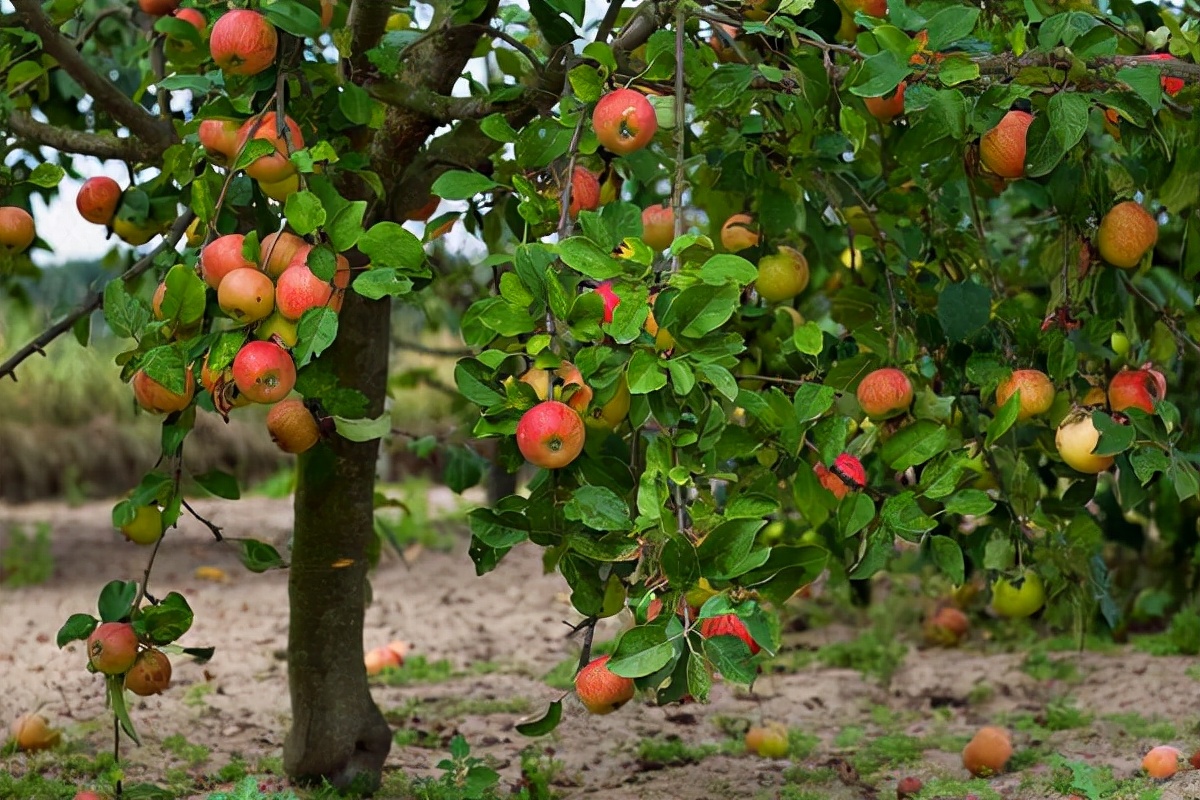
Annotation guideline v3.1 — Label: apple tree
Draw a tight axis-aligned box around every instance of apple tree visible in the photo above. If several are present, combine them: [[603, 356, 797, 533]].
[[2, 0, 1200, 791]]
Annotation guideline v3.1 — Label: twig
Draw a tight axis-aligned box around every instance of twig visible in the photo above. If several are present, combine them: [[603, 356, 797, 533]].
[[669, 4, 687, 273], [573, 618, 597, 673], [12, 0, 176, 158], [737, 374, 808, 386], [391, 339, 476, 357], [0, 212, 195, 382], [1122, 272, 1200, 358], [182, 499, 223, 541]]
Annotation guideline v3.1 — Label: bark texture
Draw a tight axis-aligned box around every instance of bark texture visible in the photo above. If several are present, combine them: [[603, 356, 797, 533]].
[[283, 289, 393, 791]]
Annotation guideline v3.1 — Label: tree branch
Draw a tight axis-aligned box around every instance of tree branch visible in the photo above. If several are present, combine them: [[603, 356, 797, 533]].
[[347, 0, 392, 74], [6, 110, 157, 161], [0, 212, 195, 383], [367, 80, 541, 122], [11, 0, 176, 159]]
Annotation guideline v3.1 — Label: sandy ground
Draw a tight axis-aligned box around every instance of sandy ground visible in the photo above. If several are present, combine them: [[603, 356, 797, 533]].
[[3, 497, 1200, 799]]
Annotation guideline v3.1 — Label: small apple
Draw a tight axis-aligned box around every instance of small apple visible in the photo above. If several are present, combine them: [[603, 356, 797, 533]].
[[575, 655, 635, 714], [856, 368, 913, 419], [745, 723, 790, 758]]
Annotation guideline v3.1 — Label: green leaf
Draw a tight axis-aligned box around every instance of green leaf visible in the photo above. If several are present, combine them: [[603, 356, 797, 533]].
[[332, 414, 390, 442], [193, 470, 240, 500], [260, 0, 324, 36], [134, 592, 193, 646], [431, 170, 503, 200], [929, 535, 965, 584], [607, 625, 675, 678], [937, 281, 991, 341], [285, 191, 327, 236], [672, 284, 740, 337], [943, 489, 995, 516], [227, 538, 288, 572], [57, 613, 98, 648], [104, 280, 151, 339], [515, 700, 562, 737], [353, 268, 414, 300], [698, 254, 758, 285], [98, 580, 139, 622], [293, 307, 339, 368], [850, 50, 909, 98], [924, 6, 980, 50], [793, 383, 835, 423], [793, 322, 824, 355], [359, 221, 424, 271], [528, 0, 577, 45], [881, 420, 950, 469], [568, 64, 603, 103], [326, 200, 367, 252], [703, 635, 757, 684], [696, 518, 766, 579], [108, 674, 140, 745], [338, 82, 375, 125], [880, 492, 937, 542], [26, 163, 64, 188], [160, 264, 206, 327], [836, 493, 876, 538], [1091, 412, 1135, 456], [627, 350, 667, 394], [558, 237, 623, 280], [935, 54, 981, 86], [480, 113, 519, 142], [468, 508, 530, 548], [232, 138, 278, 173], [514, 117, 572, 169], [986, 392, 1021, 447], [564, 485, 631, 531]]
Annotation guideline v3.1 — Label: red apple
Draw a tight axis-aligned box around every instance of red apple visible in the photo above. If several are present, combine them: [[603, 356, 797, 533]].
[[1108, 365, 1167, 414], [856, 367, 913, 419], [232, 340, 296, 404], [516, 400, 585, 469], [75, 176, 122, 226], [210, 10, 278, 76], [592, 88, 658, 155]]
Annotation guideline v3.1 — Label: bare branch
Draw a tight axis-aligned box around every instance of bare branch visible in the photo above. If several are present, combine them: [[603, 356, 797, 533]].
[[7, 109, 156, 161], [0, 212, 195, 383], [12, 0, 177, 159]]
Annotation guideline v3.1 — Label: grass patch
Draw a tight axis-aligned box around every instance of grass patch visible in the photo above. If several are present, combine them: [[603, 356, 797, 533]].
[[851, 732, 924, 775], [913, 778, 1002, 799], [162, 733, 211, 767], [183, 682, 216, 708], [374, 655, 505, 687], [1020, 650, 1079, 682], [1132, 607, 1200, 656], [814, 629, 907, 684], [834, 725, 865, 748], [0, 523, 53, 587], [1104, 713, 1177, 740], [636, 735, 728, 766]]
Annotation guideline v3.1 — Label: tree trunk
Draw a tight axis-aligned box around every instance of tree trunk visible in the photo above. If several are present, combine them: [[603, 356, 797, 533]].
[[284, 291, 393, 791]]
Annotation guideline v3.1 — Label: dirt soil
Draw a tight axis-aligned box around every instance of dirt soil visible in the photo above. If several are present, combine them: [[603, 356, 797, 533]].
[[3, 496, 1200, 800]]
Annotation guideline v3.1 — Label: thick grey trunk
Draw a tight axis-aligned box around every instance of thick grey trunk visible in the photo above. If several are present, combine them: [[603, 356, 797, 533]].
[[283, 291, 393, 791]]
